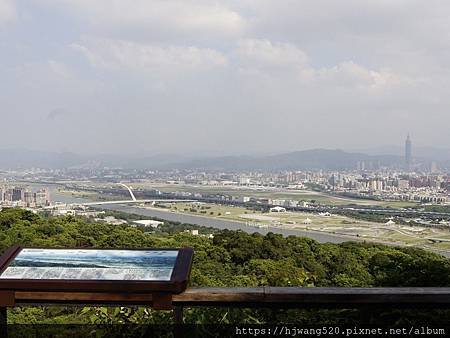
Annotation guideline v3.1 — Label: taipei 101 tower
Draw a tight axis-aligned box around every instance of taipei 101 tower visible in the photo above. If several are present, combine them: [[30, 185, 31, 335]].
[[405, 134, 412, 170]]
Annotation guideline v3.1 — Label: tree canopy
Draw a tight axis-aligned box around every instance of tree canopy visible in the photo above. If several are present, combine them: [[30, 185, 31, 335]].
[[1, 207, 450, 325]]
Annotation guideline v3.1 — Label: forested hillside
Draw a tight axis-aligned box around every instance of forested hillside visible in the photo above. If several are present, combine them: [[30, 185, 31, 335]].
[[1, 208, 450, 326]]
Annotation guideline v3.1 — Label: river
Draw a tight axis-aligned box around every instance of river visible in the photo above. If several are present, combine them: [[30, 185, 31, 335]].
[[100, 204, 358, 244], [42, 185, 450, 257], [40, 186, 349, 243], [101, 205, 450, 257]]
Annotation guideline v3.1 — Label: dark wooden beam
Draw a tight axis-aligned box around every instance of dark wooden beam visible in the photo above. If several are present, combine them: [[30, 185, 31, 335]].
[[14, 287, 450, 308], [172, 287, 450, 308], [15, 291, 153, 303]]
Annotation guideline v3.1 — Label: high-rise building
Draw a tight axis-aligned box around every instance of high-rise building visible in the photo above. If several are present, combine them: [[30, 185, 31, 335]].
[[405, 134, 412, 170], [3, 190, 12, 202], [398, 179, 410, 190], [12, 187, 25, 201], [356, 161, 366, 171], [23, 190, 35, 206], [430, 161, 439, 173], [35, 188, 50, 206]]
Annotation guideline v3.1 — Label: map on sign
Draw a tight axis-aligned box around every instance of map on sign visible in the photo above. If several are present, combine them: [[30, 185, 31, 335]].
[[0, 248, 178, 281]]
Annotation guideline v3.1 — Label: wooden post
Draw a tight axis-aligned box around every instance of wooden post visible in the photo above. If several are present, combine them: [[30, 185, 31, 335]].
[[152, 293, 173, 310], [173, 306, 184, 338], [0, 307, 7, 338], [173, 306, 184, 324]]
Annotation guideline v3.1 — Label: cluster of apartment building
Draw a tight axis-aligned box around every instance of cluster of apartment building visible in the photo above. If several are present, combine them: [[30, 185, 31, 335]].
[[0, 186, 51, 207], [326, 173, 449, 203], [168, 170, 449, 205], [168, 189, 309, 208]]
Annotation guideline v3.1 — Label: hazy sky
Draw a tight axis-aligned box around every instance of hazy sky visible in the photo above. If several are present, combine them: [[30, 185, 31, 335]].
[[1, 0, 449, 155]]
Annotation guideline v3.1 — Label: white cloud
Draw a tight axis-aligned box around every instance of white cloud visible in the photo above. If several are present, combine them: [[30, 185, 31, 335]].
[[40, 0, 245, 40], [71, 38, 228, 72], [69, 35, 418, 96], [0, 0, 16, 24], [3, 1, 450, 153], [72, 36, 403, 90], [233, 39, 411, 90], [48, 60, 73, 78], [236, 39, 308, 69], [315, 61, 411, 89], [239, 0, 450, 73]]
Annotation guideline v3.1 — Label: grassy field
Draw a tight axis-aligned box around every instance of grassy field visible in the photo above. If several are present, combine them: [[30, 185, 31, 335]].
[[149, 201, 450, 255], [56, 189, 119, 201], [132, 181, 417, 208], [36, 180, 417, 209], [22, 179, 418, 208], [38, 180, 450, 253]]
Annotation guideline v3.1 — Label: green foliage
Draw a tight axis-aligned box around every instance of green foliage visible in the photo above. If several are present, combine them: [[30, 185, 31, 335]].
[[421, 205, 450, 213], [2, 207, 450, 325], [245, 258, 310, 286]]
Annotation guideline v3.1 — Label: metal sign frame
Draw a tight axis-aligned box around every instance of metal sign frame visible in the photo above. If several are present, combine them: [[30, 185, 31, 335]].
[[0, 245, 193, 310]]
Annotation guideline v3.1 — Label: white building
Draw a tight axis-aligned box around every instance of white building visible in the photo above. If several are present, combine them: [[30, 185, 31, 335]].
[[132, 220, 164, 228], [272, 199, 286, 206], [99, 216, 127, 225], [239, 177, 251, 185], [270, 206, 286, 212]]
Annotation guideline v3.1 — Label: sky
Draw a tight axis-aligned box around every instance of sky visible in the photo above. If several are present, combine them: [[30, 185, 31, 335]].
[[0, 0, 449, 156]]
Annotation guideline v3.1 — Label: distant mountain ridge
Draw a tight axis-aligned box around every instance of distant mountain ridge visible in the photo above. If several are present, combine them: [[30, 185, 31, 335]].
[[161, 149, 403, 171], [352, 145, 450, 160], [0, 147, 448, 170], [0, 149, 187, 170]]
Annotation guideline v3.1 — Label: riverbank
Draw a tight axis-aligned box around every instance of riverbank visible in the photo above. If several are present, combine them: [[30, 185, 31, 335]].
[[100, 204, 352, 244], [98, 204, 450, 258], [26, 180, 448, 257], [139, 203, 450, 251]]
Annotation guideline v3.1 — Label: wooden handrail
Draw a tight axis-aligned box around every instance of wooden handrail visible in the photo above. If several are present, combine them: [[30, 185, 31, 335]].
[[171, 287, 450, 307], [9, 287, 450, 327], [13, 287, 450, 308]]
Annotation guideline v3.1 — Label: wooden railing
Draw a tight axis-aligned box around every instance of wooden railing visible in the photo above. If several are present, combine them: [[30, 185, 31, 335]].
[[171, 287, 450, 308], [9, 286, 450, 326], [11, 287, 450, 309], [1, 287, 449, 329]]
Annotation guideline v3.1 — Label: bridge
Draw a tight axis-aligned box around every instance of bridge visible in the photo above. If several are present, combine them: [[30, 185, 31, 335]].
[[48, 183, 195, 208], [118, 183, 136, 201], [82, 183, 196, 205], [82, 199, 195, 206]]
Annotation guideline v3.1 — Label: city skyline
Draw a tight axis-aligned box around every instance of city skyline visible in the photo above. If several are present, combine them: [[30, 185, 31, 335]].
[[1, 1, 450, 155], [1, 143, 450, 172]]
